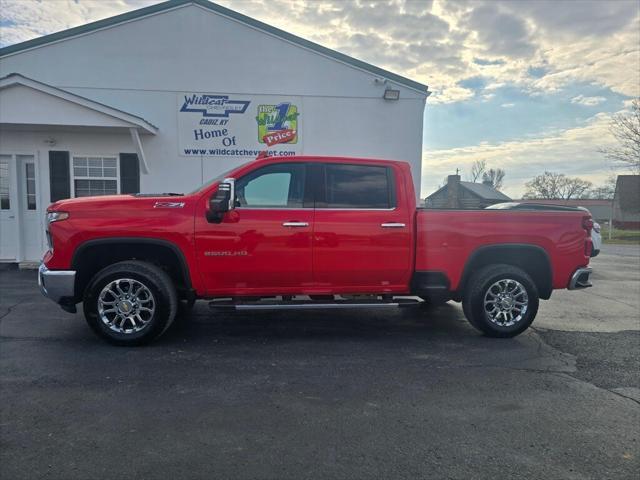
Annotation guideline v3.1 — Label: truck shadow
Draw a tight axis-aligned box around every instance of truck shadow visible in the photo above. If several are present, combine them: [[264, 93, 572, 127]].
[[160, 302, 478, 344], [2, 270, 558, 376], [150, 302, 552, 373]]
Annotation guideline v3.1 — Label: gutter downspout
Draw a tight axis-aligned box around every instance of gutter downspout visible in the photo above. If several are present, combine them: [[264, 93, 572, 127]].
[[129, 128, 150, 174]]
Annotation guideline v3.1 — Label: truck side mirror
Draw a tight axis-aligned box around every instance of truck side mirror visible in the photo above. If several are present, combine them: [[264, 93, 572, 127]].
[[206, 178, 235, 223]]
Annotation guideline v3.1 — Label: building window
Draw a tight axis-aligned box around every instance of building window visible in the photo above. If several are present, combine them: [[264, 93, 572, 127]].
[[25, 161, 36, 210], [72, 156, 118, 197]]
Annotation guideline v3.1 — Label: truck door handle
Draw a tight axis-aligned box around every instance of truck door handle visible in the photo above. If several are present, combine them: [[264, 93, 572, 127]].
[[282, 221, 309, 228], [381, 223, 405, 228]]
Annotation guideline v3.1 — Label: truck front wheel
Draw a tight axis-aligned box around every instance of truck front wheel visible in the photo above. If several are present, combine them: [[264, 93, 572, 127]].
[[83, 261, 178, 346], [462, 264, 539, 338]]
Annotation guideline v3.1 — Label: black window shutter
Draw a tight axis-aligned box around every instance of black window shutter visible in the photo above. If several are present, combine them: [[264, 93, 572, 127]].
[[49, 151, 70, 202], [119, 153, 140, 194]]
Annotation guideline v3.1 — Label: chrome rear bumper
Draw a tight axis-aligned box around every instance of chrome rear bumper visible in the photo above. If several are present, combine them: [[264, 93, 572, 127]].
[[38, 263, 76, 303], [568, 267, 593, 290]]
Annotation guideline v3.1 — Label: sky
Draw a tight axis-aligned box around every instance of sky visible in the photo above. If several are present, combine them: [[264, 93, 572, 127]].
[[0, 0, 639, 198]]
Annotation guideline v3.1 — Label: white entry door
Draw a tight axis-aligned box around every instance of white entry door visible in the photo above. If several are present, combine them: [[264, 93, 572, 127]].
[[0, 154, 19, 261], [0, 153, 44, 262]]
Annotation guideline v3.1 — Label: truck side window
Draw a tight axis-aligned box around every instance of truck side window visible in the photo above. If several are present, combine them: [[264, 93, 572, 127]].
[[235, 163, 306, 208], [324, 164, 394, 209]]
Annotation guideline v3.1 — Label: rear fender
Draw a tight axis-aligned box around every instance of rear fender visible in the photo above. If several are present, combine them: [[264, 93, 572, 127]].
[[459, 244, 553, 299]]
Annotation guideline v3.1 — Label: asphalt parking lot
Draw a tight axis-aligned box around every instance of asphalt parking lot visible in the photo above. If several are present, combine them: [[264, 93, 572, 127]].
[[1, 246, 639, 479]]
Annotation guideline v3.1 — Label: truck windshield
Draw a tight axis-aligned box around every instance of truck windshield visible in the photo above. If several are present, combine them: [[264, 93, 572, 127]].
[[189, 160, 253, 194]]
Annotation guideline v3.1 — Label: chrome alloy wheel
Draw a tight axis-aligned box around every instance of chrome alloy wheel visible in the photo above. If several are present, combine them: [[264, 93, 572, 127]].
[[98, 278, 156, 334], [483, 278, 529, 327]]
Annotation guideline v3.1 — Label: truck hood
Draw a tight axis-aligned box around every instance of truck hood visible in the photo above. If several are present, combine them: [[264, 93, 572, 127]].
[[48, 193, 186, 211]]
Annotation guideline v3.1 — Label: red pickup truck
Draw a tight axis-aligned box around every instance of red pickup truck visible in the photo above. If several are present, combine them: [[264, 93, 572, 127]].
[[39, 156, 593, 345]]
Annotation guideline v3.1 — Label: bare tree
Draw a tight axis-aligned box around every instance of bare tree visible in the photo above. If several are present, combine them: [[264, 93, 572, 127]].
[[523, 171, 592, 199], [599, 98, 640, 174], [469, 160, 486, 182], [482, 168, 506, 190], [562, 177, 593, 199], [589, 174, 617, 199]]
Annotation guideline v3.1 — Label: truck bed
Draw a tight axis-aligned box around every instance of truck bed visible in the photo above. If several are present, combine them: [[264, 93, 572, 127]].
[[415, 208, 592, 292]]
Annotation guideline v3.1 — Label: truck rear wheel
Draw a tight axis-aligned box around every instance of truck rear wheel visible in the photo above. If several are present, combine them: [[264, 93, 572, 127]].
[[83, 261, 178, 346], [462, 264, 539, 338]]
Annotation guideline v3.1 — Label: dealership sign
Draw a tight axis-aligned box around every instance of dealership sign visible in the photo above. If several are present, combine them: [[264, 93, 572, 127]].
[[262, 128, 296, 146], [177, 93, 301, 157], [180, 94, 250, 118], [257, 103, 299, 145]]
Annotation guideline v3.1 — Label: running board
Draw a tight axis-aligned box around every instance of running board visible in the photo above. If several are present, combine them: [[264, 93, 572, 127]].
[[209, 298, 420, 311]]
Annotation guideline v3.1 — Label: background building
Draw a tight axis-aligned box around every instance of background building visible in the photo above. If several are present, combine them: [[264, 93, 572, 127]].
[[613, 175, 640, 229], [424, 174, 511, 209], [0, 0, 429, 263]]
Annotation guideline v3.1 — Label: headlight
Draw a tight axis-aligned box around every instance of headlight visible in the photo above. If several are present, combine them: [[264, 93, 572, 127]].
[[46, 211, 69, 224]]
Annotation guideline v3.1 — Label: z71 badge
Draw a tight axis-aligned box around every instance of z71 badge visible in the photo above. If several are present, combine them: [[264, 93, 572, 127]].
[[153, 201, 185, 209]]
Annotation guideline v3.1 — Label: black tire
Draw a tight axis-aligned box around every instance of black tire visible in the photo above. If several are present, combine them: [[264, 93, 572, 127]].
[[462, 264, 539, 338], [83, 261, 178, 346]]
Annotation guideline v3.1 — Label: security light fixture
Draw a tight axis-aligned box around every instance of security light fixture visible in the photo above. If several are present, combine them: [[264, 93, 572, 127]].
[[383, 88, 400, 100]]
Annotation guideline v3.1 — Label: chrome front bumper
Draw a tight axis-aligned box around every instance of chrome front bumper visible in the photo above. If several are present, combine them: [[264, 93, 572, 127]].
[[38, 263, 76, 304], [568, 267, 593, 290]]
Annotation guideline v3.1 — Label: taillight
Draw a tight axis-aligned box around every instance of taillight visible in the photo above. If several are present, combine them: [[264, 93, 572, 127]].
[[582, 216, 593, 257]]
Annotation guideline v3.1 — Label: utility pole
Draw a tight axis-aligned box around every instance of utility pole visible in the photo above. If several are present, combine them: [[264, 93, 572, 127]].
[[609, 200, 614, 240]]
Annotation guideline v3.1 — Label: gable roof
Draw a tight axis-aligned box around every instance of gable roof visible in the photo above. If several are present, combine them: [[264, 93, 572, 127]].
[[426, 181, 511, 202], [459, 181, 511, 201], [0, 73, 158, 134], [0, 0, 430, 96]]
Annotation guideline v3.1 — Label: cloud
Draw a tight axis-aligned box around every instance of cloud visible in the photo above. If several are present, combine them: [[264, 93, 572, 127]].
[[1, 0, 638, 104], [571, 95, 607, 106], [463, 4, 536, 58], [473, 57, 506, 66], [527, 65, 548, 79], [498, 0, 638, 38], [402, 0, 434, 16], [0, 0, 636, 201], [421, 111, 622, 198], [0, 0, 156, 48], [457, 75, 489, 91]]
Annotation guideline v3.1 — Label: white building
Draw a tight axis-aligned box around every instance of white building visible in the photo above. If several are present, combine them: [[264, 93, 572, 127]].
[[0, 0, 429, 263]]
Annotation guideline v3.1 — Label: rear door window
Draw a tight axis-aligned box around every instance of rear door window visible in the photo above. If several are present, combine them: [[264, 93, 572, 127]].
[[322, 164, 395, 209]]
